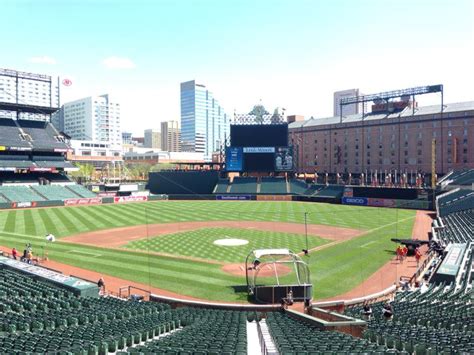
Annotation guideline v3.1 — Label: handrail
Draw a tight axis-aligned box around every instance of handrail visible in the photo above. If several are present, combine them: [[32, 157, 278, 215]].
[[255, 320, 268, 355], [313, 284, 397, 308]]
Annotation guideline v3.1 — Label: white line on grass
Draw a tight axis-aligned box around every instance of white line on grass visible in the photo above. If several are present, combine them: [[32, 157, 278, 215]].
[[360, 241, 377, 248], [66, 250, 102, 258], [0, 231, 41, 238]]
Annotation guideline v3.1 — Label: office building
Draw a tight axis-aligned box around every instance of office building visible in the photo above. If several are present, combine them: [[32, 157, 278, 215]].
[[180, 80, 229, 160], [144, 129, 161, 149], [289, 101, 474, 176], [161, 120, 181, 152], [51, 107, 64, 132], [61, 94, 121, 150], [0, 68, 59, 120], [334, 89, 364, 117], [122, 132, 133, 145]]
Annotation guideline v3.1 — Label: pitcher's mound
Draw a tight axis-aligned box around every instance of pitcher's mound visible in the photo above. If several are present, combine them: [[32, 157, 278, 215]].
[[222, 263, 292, 277]]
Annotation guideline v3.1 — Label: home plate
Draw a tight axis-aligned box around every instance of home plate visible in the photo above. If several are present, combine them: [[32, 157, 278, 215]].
[[213, 238, 249, 246]]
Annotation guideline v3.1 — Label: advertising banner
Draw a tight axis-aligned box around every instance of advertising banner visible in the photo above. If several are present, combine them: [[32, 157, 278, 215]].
[[113, 195, 148, 203], [243, 147, 275, 153], [216, 195, 251, 201], [11, 201, 37, 208], [225, 147, 243, 172], [274, 147, 293, 171], [341, 197, 368, 206], [343, 187, 353, 197], [64, 198, 102, 206], [367, 198, 396, 207]]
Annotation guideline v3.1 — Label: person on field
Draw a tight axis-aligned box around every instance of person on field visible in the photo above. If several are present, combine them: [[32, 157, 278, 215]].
[[402, 245, 408, 261], [97, 277, 105, 294], [415, 247, 422, 268], [11, 248, 17, 260], [26, 250, 33, 264], [396, 245, 402, 262]]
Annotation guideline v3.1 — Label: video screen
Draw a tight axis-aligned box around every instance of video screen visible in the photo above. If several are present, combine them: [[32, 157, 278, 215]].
[[275, 147, 293, 171], [230, 124, 288, 147]]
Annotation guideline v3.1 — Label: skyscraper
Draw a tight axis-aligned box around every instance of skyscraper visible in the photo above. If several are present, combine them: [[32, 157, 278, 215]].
[[333, 89, 364, 117], [180, 80, 229, 160], [161, 120, 181, 152], [144, 129, 161, 149], [61, 94, 121, 149]]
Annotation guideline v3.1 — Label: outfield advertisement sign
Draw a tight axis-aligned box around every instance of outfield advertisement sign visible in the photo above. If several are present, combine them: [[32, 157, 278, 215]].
[[64, 198, 102, 206], [342, 197, 368, 206], [216, 195, 251, 201], [113, 195, 148, 203], [367, 198, 396, 208], [11, 201, 37, 208]]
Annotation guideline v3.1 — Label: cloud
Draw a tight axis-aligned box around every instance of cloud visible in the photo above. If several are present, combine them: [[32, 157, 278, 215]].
[[102, 56, 136, 69], [29, 56, 57, 65]]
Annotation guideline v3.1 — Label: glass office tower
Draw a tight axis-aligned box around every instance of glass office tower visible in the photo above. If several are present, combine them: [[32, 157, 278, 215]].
[[180, 80, 229, 161]]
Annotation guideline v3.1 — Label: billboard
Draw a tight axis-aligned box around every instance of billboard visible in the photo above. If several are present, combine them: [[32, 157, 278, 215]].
[[342, 197, 368, 206], [114, 195, 148, 203], [64, 198, 102, 206], [225, 147, 243, 172], [216, 195, 252, 200], [275, 147, 293, 171]]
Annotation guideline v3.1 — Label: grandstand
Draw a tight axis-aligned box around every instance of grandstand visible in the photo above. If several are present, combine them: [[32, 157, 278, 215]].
[[228, 177, 258, 194], [0, 186, 45, 202], [0, 117, 95, 206], [213, 178, 230, 194], [258, 177, 288, 194], [335, 169, 474, 353]]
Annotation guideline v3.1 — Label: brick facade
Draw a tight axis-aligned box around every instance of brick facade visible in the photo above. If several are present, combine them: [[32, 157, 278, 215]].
[[289, 102, 474, 176]]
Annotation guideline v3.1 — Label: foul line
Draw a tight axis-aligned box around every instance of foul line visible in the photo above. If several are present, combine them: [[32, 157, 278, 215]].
[[300, 215, 416, 257]]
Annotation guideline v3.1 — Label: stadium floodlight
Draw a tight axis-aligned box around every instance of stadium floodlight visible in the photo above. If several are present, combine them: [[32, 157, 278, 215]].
[[339, 84, 444, 122]]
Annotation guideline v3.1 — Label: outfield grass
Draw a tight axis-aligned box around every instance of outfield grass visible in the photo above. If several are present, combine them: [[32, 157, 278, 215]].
[[0, 201, 416, 301], [124, 227, 329, 263]]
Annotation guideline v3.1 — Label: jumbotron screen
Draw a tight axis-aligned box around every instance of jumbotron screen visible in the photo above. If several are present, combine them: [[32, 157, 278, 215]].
[[226, 124, 293, 172], [230, 124, 288, 147]]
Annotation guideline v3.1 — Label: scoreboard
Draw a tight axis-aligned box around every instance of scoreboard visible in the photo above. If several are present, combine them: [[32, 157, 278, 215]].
[[226, 124, 293, 172]]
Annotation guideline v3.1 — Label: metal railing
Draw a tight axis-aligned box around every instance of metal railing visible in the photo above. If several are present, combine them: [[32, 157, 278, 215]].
[[255, 319, 268, 355]]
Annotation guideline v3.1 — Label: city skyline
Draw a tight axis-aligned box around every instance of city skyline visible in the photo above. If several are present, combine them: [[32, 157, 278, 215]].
[[1, 0, 473, 135]]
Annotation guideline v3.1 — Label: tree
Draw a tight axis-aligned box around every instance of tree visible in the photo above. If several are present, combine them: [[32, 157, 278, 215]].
[[270, 108, 282, 123], [150, 163, 175, 172], [125, 163, 152, 180], [248, 104, 269, 124], [69, 163, 95, 183]]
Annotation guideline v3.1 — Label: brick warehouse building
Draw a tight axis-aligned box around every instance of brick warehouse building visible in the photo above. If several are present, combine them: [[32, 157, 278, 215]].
[[289, 101, 474, 178]]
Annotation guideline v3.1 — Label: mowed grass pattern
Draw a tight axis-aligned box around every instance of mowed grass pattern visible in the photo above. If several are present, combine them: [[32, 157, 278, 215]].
[[0, 201, 416, 301], [0, 201, 415, 237], [124, 227, 329, 263]]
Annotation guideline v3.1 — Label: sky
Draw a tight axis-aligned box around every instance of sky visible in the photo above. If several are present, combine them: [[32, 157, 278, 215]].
[[1, 0, 473, 135]]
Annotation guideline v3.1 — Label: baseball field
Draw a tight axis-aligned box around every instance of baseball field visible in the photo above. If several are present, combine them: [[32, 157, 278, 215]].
[[0, 201, 416, 301]]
